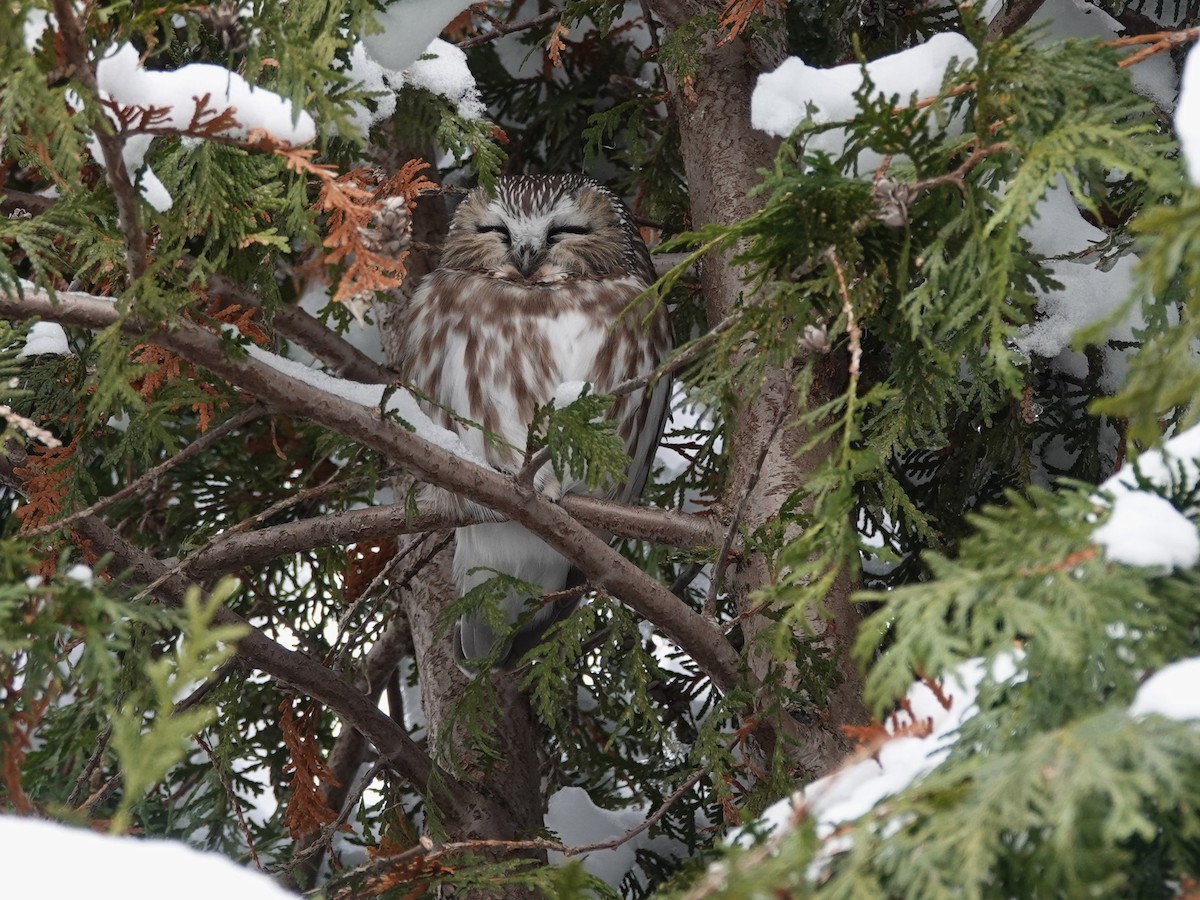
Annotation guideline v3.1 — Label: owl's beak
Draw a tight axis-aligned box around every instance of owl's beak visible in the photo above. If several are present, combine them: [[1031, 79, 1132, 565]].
[[512, 242, 544, 278]]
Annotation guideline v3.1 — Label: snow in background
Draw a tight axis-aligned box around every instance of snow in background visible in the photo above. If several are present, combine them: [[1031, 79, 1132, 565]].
[[1092, 423, 1200, 571], [748, 1, 1173, 409], [732, 654, 1021, 877], [90, 43, 315, 212], [2, 816, 295, 899], [1092, 491, 1200, 572], [545, 787, 683, 886], [1177, 41, 1200, 183], [1130, 657, 1200, 720], [18, 321, 69, 357], [361, 0, 474, 73], [1031, 0, 1177, 111]]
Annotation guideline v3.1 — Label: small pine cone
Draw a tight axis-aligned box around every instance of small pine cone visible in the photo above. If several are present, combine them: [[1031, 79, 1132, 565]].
[[871, 177, 917, 228], [200, 2, 249, 55], [359, 196, 412, 259]]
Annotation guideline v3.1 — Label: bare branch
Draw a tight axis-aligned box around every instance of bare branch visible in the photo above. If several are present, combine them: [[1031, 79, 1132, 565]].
[[457, 10, 561, 49], [984, 0, 1048, 42]]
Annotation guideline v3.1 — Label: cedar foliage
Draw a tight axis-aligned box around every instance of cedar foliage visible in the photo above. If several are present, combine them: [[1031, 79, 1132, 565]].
[[3, 1, 1200, 898]]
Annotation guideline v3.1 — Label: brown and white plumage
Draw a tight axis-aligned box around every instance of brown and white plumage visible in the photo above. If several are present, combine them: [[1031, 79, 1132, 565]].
[[399, 174, 671, 664]]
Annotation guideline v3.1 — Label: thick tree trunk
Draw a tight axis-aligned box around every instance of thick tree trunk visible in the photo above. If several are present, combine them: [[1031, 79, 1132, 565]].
[[653, 2, 869, 775]]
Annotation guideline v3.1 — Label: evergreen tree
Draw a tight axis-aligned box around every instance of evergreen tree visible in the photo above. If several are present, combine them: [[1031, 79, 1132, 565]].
[[3, 1, 1200, 897]]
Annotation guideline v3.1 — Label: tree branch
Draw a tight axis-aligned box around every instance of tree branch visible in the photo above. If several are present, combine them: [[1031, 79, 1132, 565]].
[[0, 285, 742, 693], [204, 269, 397, 384], [53, 0, 149, 280], [23, 403, 267, 538], [457, 10, 561, 49]]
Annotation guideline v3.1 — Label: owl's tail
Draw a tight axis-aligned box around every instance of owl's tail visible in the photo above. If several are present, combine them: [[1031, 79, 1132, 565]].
[[453, 521, 578, 666]]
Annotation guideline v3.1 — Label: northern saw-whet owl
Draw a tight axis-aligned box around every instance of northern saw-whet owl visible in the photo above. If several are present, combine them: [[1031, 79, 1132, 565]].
[[400, 174, 672, 665]]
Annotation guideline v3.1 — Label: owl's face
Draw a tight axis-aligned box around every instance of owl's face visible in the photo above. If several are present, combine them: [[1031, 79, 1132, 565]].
[[439, 175, 650, 283]]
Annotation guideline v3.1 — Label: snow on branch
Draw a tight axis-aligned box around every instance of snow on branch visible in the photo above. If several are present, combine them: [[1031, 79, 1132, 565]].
[[87, 42, 316, 211]]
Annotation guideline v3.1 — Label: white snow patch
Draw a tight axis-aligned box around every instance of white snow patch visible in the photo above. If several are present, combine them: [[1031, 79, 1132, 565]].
[[23, 8, 51, 51], [2, 816, 294, 899], [344, 37, 485, 136], [361, 0, 475, 74], [545, 786, 681, 887], [750, 32, 976, 148], [1130, 657, 1200, 721], [18, 321, 69, 357], [1178, 42, 1200, 183], [1093, 491, 1200, 573], [66, 563, 94, 586], [554, 380, 590, 407], [89, 43, 315, 211], [407, 39, 487, 121], [736, 653, 1023, 867]]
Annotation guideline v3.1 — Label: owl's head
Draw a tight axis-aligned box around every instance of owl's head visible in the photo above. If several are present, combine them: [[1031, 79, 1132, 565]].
[[440, 175, 653, 283]]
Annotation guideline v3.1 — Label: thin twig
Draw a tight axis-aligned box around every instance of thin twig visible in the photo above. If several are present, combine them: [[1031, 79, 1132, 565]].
[[198, 733, 263, 870], [702, 406, 785, 620], [1114, 25, 1200, 68], [53, 0, 148, 280], [24, 404, 266, 538], [827, 250, 860, 378], [457, 10, 561, 49], [65, 723, 112, 808], [134, 467, 368, 603], [286, 759, 387, 869]]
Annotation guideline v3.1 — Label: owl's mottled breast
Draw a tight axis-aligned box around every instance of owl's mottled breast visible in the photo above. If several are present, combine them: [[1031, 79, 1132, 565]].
[[399, 174, 669, 496]]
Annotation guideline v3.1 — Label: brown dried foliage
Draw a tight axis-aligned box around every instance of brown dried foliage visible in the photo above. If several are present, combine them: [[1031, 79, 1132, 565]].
[[717, 0, 776, 43], [0, 680, 50, 814], [13, 437, 79, 531], [129, 298, 265, 430], [278, 149, 435, 304], [343, 538, 398, 605], [546, 23, 570, 67], [280, 695, 342, 839]]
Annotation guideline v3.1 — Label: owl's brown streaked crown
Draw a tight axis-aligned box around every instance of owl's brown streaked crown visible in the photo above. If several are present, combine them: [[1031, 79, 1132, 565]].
[[439, 174, 656, 284]]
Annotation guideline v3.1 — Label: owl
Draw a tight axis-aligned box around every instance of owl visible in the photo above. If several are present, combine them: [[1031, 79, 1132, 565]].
[[399, 174, 672, 665]]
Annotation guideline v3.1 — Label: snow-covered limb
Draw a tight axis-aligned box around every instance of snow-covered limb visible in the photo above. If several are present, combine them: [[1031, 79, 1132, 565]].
[[88, 43, 316, 212], [750, 32, 977, 145]]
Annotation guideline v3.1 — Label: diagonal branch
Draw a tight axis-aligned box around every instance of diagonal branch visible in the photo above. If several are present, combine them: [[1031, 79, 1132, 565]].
[[0, 286, 743, 693]]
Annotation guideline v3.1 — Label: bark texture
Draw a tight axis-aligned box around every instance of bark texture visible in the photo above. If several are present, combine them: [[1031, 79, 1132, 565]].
[[653, 1, 869, 774]]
